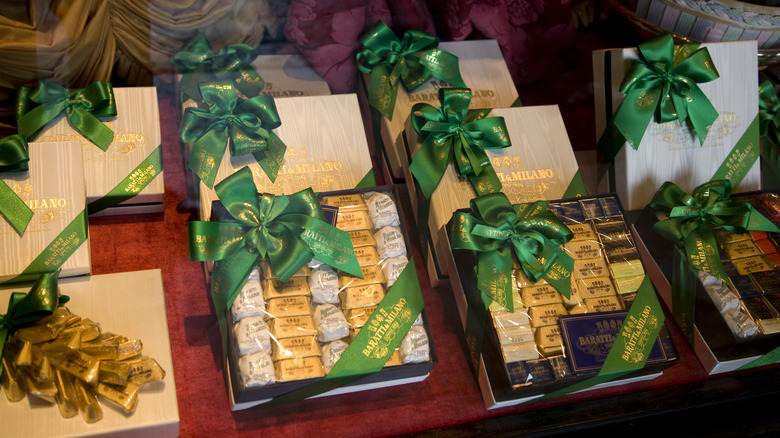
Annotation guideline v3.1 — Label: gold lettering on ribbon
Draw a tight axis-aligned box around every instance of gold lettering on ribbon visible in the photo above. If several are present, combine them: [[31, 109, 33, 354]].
[[620, 305, 658, 363], [361, 298, 411, 359]]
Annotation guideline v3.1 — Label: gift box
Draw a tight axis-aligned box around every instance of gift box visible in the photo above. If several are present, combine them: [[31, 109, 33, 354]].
[[177, 53, 332, 197], [593, 38, 761, 211], [404, 104, 584, 286], [358, 39, 519, 182], [191, 179, 436, 410], [445, 193, 678, 408], [633, 188, 780, 374], [196, 93, 376, 222], [30, 87, 165, 216], [0, 141, 91, 284], [0, 269, 179, 437]]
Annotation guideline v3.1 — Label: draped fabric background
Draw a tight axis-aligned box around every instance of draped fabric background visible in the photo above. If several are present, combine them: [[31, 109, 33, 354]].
[[0, 0, 576, 133]]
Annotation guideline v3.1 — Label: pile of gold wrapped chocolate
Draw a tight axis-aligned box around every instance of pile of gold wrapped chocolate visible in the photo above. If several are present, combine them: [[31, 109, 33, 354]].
[[1, 306, 165, 423]]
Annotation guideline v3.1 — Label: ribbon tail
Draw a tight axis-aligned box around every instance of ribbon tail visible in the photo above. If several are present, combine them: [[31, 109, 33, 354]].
[[0, 180, 33, 235], [368, 64, 398, 120], [68, 106, 115, 151], [466, 164, 503, 197], [189, 128, 228, 189], [476, 247, 513, 312], [613, 88, 659, 151], [253, 132, 286, 183], [409, 136, 451, 200], [686, 85, 719, 146]]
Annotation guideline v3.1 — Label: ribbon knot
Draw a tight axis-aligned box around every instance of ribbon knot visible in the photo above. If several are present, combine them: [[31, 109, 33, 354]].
[[409, 88, 511, 200], [0, 134, 34, 235], [651, 180, 779, 282], [15, 80, 117, 151], [171, 31, 264, 102], [597, 33, 720, 179], [179, 81, 286, 189], [187, 167, 363, 317], [357, 20, 465, 119], [450, 192, 574, 311], [0, 271, 68, 377]]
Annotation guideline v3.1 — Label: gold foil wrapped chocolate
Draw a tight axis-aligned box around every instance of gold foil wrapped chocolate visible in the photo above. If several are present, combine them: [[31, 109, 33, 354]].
[[0, 307, 166, 423]]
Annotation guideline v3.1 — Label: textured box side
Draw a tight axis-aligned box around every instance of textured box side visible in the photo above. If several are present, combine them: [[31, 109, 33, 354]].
[[0, 141, 90, 282]]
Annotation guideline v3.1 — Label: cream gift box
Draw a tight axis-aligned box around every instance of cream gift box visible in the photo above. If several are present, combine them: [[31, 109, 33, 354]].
[[359, 39, 520, 182], [178, 53, 332, 196], [197, 93, 376, 222], [403, 105, 584, 286], [33, 87, 164, 216], [593, 39, 761, 211], [0, 141, 90, 284], [0, 269, 180, 437]]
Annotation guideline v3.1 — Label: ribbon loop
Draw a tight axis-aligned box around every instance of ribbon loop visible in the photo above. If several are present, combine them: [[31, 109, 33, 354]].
[[179, 81, 286, 189], [0, 271, 68, 376], [651, 180, 779, 283], [15, 80, 117, 151], [450, 192, 574, 311], [171, 31, 264, 101], [0, 134, 34, 235], [598, 33, 720, 178], [188, 166, 362, 306], [357, 20, 465, 119], [409, 88, 511, 200]]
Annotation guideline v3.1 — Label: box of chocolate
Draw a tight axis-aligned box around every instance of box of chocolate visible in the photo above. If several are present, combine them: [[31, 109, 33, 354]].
[[0, 141, 91, 284], [633, 186, 780, 374], [195, 93, 377, 223], [358, 39, 519, 182], [404, 103, 585, 286], [593, 36, 761, 211], [445, 193, 678, 408], [0, 269, 179, 437], [190, 178, 436, 409], [22, 86, 165, 216]]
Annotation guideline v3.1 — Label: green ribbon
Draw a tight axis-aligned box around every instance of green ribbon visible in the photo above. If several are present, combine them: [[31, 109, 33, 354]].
[[542, 276, 666, 399], [187, 167, 362, 339], [597, 33, 720, 179], [759, 80, 780, 190], [179, 81, 286, 189], [2, 209, 89, 285], [450, 192, 574, 312], [0, 134, 34, 235], [0, 271, 69, 377], [87, 144, 164, 215], [357, 20, 465, 120], [650, 180, 780, 342], [171, 30, 264, 102], [15, 80, 117, 151], [409, 88, 511, 200], [264, 260, 424, 405]]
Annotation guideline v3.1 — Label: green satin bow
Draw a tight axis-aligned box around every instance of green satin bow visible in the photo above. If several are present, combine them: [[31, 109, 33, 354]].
[[0, 271, 68, 376], [15, 80, 117, 151], [409, 88, 511, 200], [357, 20, 466, 120], [650, 180, 779, 282], [450, 192, 574, 311], [598, 33, 720, 178], [759, 80, 780, 189], [171, 30, 264, 101], [188, 167, 362, 316], [179, 81, 286, 189], [0, 134, 34, 235]]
